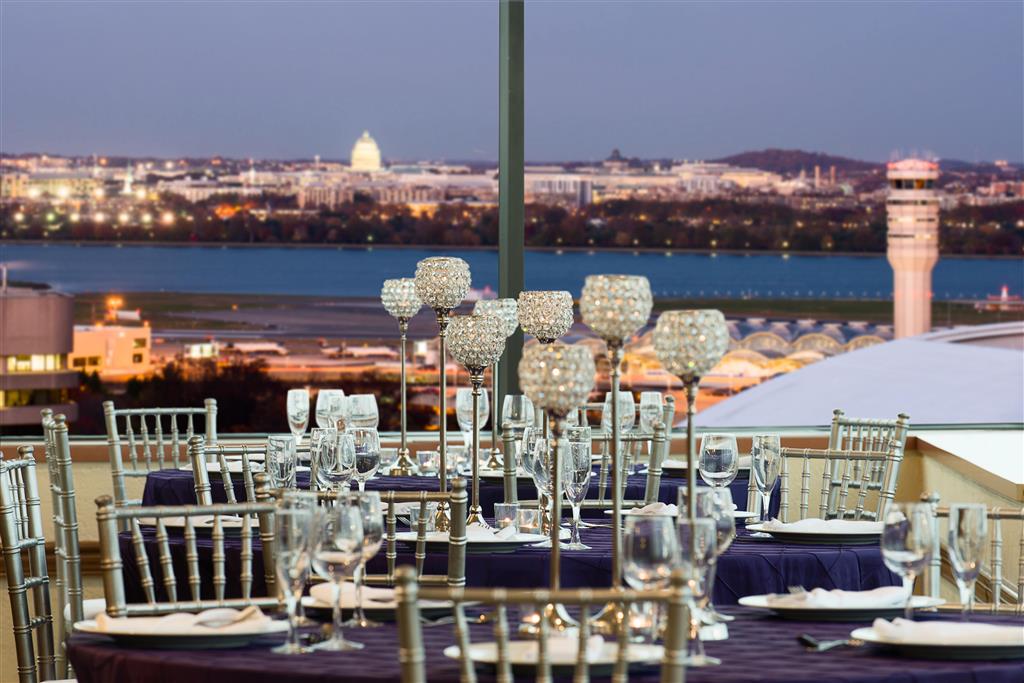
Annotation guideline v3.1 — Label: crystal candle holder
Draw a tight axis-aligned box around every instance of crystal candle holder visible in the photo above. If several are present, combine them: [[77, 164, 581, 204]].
[[653, 309, 729, 382], [381, 277, 422, 475], [516, 508, 542, 533], [518, 342, 595, 418], [517, 291, 573, 343], [414, 257, 471, 311], [474, 297, 519, 470], [494, 503, 519, 532], [580, 274, 652, 345]]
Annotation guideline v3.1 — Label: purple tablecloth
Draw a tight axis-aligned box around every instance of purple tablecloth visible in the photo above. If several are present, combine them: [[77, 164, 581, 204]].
[[68, 608, 1024, 683], [117, 527, 897, 606]]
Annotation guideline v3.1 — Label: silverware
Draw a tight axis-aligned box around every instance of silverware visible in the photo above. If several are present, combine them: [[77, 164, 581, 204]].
[[421, 615, 456, 627], [798, 634, 864, 652]]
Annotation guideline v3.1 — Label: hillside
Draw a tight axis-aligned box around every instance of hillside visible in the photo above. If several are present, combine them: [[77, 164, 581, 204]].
[[711, 149, 881, 175]]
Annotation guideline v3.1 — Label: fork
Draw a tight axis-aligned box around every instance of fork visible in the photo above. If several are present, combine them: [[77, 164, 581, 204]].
[[798, 634, 864, 652]]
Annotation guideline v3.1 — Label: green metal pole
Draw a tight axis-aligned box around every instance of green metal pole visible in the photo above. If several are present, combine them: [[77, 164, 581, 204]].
[[498, 0, 524, 402]]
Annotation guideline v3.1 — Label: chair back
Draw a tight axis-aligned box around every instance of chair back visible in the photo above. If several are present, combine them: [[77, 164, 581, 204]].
[[41, 410, 82, 679], [761, 409, 909, 522], [103, 398, 218, 511], [93, 495, 278, 617], [395, 566, 688, 683], [922, 493, 1024, 615], [256, 474, 468, 588], [0, 447, 56, 683]]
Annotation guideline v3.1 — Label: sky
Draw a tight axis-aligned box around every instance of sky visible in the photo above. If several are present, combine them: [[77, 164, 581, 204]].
[[1, 1, 1021, 163]]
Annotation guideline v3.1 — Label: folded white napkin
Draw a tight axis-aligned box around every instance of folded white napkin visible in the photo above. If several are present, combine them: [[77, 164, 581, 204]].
[[627, 502, 678, 516], [662, 456, 750, 470], [767, 585, 910, 609], [94, 607, 270, 634], [870, 618, 1024, 646], [543, 635, 606, 662], [309, 581, 396, 606], [466, 523, 517, 541], [761, 518, 883, 534]]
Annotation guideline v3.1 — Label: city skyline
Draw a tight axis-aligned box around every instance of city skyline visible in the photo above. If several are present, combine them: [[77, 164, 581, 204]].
[[1, 1, 1021, 162]]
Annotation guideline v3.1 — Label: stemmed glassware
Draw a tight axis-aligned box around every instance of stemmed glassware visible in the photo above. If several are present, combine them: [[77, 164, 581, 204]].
[[349, 428, 380, 494], [316, 431, 356, 492], [272, 494, 317, 654], [528, 437, 556, 548], [602, 391, 636, 474], [349, 492, 384, 629], [881, 503, 935, 620], [347, 395, 379, 429], [698, 433, 739, 493], [266, 435, 298, 490], [948, 503, 987, 619], [309, 427, 336, 491], [502, 394, 535, 462], [315, 389, 346, 430], [750, 434, 781, 536], [561, 425, 593, 550], [286, 389, 310, 446], [703, 488, 737, 624], [638, 392, 661, 464], [623, 515, 680, 641], [677, 517, 719, 666], [455, 388, 489, 459], [309, 499, 364, 650]]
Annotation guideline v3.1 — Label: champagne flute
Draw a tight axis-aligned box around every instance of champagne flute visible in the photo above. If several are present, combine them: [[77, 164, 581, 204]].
[[603, 391, 636, 473], [948, 503, 987, 619], [349, 491, 384, 629], [881, 503, 934, 620], [561, 425, 592, 550], [286, 389, 310, 446], [750, 434, 781, 537], [309, 501, 364, 650], [316, 389, 346, 429], [527, 435, 554, 548], [638, 392, 661, 465], [272, 496, 316, 654], [623, 515, 680, 641], [349, 427, 380, 494], [347, 395, 379, 429], [698, 433, 739, 493], [266, 434, 298, 490], [703, 488, 737, 624], [677, 517, 719, 666], [502, 394, 535, 462]]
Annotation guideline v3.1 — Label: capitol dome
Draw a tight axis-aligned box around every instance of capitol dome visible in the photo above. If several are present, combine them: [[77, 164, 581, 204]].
[[350, 130, 382, 172]]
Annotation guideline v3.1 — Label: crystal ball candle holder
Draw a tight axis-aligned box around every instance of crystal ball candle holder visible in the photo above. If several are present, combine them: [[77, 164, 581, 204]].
[[474, 298, 519, 338], [381, 278, 422, 320], [580, 274, 652, 345], [653, 309, 730, 382], [448, 314, 507, 373], [414, 257, 471, 311], [518, 342, 596, 417], [517, 291, 573, 343]]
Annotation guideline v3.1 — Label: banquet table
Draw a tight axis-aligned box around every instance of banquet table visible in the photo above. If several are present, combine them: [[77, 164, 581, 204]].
[[67, 607, 1024, 683], [117, 526, 898, 606]]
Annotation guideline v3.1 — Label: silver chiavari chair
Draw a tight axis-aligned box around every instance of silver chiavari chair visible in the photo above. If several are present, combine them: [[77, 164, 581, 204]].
[[102, 399, 218, 518], [752, 409, 909, 522], [395, 566, 689, 683], [255, 473, 468, 587], [41, 411, 103, 680], [188, 435, 314, 505], [93, 495, 279, 617], [0, 447, 57, 683], [921, 493, 1024, 616]]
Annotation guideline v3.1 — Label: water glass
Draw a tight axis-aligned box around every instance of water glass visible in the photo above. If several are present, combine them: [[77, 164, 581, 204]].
[[494, 503, 519, 532], [561, 427, 593, 550], [272, 497, 316, 654], [677, 517, 719, 666], [408, 502, 438, 531], [881, 503, 935, 620], [698, 433, 739, 491], [309, 427, 337, 491], [349, 428, 381, 493], [677, 484, 717, 520], [948, 503, 987, 618], [750, 434, 781, 535], [623, 515, 680, 590], [455, 387, 489, 453], [417, 449, 439, 477], [286, 389, 310, 445], [603, 391, 637, 473], [502, 395, 535, 458], [350, 492, 384, 629], [317, 431, 355, 491], [347, 394, 379, 429], [266, 435, 298, 490], [315, 389, 346, 430], [309, 499, 364, 650]]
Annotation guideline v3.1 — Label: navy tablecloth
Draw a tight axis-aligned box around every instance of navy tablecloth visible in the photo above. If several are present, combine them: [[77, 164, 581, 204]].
[[117, 526, 897, 606], [68, 608, 1024, 683]]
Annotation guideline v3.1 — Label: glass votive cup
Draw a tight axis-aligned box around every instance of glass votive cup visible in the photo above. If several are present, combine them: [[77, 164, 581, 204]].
[[516, 508, 542, 534], [417, 449, 440, 477], [379, 447, 398, 473], [494, 503, 519, 532], [408, 502, 438, 531]]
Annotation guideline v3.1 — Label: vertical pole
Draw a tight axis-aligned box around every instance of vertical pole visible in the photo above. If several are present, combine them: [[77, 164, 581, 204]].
[[498, 0, 525, 403]]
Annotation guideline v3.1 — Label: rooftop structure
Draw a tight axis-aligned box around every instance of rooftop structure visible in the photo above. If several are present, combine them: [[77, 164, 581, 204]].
[[350, 130, 382, 172], [887, 158, 940, 338]]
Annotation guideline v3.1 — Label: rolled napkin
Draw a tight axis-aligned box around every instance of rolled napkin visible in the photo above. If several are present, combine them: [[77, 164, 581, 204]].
[[94, 606, 270, 634], [870, 617, 1024, 646], [466, 523, 518, 541], [766, 585, 910, 609], [627, 502, 678, 516], [760, 518, 883, 534], [309, 581, 396, 606]]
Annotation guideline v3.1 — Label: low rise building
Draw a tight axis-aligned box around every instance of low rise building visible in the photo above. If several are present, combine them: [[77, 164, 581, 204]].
[[70, 323, 152, 380]]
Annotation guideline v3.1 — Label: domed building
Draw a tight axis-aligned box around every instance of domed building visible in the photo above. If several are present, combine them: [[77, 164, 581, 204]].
[[350, 130, 382, 172]]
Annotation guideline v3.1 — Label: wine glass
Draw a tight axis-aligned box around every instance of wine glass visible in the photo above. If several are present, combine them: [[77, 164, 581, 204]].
[[603, 391, 636, 473], [455, 388, 489, 459], [272, 495, 316, 655], [677, 516, 719, 666], [948, 503, 987, 618], [317, 431, 356, 492], [750, 434, 781, 537], [286, 389, 310, 446], [309, 500, 364, 650], [349, 491, 384, 629], [315, 389, 346, 429], [266, 434, 298, 490], [526, 433, 553, 548], [638, 392, 662, 467], [503, 395, 535, 461], [698, 433, 739, 493], [309, 427, 337, 491], [349, 428, 380, 494], [623, 515, 680, 641], [347, 395, 379, 429], [561, 425, 593, 550], [881, 503, 935, 620], [703, 488, 737, 623]]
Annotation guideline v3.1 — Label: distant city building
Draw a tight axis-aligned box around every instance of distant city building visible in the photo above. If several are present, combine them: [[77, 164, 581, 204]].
[[886, 158, 940, 339], [350, 131, 382, 172], [297, 183, 355, 210], [70, 324, 152, 380]]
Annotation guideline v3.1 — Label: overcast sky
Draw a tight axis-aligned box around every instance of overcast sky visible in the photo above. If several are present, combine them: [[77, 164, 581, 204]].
[[2, 1, 1021, 162]]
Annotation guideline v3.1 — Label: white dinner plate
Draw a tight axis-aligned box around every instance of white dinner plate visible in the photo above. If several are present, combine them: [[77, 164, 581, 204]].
[[738, 594, 944, 622], [138, 514, 261, 531], [850, 626, 1024, 660], [744, 523, 881, 546], [301, 595, 454, 621], [74, 618, 286, 649], [393, 529, 567, 553], [478, 467, 534, 480], [602, 508, 758, 520], [445, 640, 663, 673], [177, 463, 310, 474]]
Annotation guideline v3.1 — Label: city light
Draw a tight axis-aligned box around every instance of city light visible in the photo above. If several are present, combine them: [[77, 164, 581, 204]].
[[70, 212, 81, 222], [45, 212, 55, 222], [160, 211, 175, 225], [94, 188, 105, 199], [93, 212, 106, 222], [56, 186, 70, 199], [13, 212, 25, 222], [141, 212, 152, 224], [117, 212, 130, 224], [135, 188, 146, 200], [27, 187, 41, 199]]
